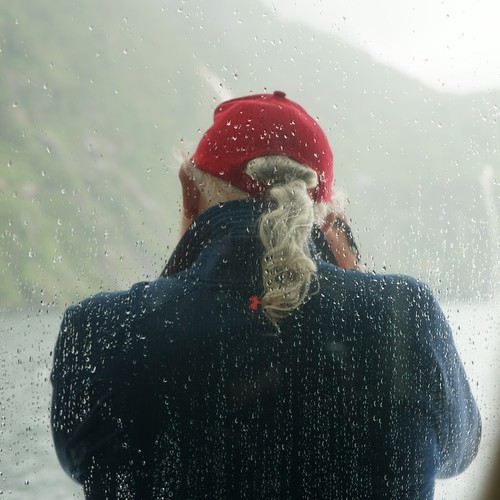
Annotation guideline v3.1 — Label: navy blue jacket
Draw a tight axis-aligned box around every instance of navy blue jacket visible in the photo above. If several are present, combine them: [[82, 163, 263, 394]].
[[51, 199, 480, 499]]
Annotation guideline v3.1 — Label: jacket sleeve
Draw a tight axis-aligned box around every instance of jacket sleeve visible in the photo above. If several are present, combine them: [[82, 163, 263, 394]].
[[50, 291, 151, 488], [415, 282, 481, 477], [50, 304, 90, 481], [50, 300, 123, 483]]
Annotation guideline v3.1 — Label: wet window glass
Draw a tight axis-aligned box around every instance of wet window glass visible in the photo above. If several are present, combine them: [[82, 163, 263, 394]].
[[1, 1, 497, 498]]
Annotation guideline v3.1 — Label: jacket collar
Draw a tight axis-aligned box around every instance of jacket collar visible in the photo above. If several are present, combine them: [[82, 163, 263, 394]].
[[160, 199, 264, 277], [160, 199, 339, 278]]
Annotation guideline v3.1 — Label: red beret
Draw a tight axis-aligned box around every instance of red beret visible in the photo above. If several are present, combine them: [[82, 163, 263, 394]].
[[193, 90, 333, 202]]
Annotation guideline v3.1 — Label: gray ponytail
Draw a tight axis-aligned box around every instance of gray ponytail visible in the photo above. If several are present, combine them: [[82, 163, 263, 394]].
[[245, 156, 318, 327]]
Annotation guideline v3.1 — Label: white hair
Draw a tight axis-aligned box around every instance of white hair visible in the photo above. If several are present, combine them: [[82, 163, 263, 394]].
[[192, 155, 338, 328], [191, 163, 251, 204], [313, 191, 348, 226]]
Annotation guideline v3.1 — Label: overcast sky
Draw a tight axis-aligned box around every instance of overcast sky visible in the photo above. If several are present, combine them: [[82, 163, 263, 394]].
[[266, 0, 500, 94]]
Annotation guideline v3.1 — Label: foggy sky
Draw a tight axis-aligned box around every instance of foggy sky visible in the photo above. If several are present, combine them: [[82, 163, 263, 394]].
[[266, 0, 500, 93]]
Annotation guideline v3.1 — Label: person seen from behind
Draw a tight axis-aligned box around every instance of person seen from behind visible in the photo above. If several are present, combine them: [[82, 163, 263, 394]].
[[51, 90, 481, 499]]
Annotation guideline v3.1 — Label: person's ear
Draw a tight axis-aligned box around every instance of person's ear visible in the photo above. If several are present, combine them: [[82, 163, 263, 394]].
[[179, 160, 202, 234]]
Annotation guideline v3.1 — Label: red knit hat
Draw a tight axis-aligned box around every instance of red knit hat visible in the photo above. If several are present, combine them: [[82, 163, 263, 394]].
[[193, 90, 333, 202]]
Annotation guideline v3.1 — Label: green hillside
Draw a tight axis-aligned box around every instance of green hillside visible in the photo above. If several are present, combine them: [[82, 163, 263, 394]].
[[1, 0, 498, 309], [0, 1, 210, 308]]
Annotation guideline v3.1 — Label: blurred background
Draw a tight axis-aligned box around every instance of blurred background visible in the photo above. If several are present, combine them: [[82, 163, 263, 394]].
[[0, 0, 498, 498]]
